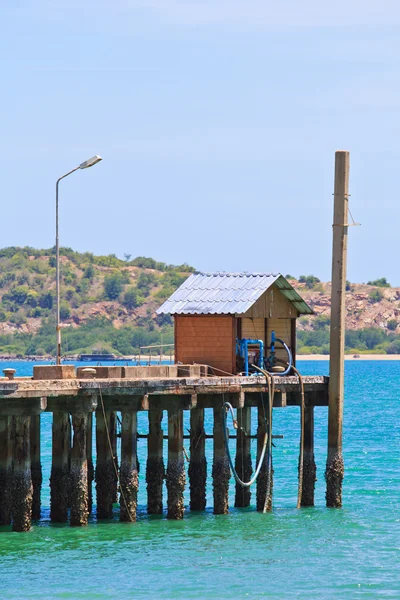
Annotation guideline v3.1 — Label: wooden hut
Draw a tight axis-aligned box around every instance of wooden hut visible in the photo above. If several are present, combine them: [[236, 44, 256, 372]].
[[157, 273, 312, 375]]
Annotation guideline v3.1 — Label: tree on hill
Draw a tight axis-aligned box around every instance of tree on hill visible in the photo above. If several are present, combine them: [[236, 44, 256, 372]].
[[122, 287, 144, 309], [368, 289, 384, 304], [299, 275, 321, 289], [103, 273, 125, 300], [367, 277, 391, 288]]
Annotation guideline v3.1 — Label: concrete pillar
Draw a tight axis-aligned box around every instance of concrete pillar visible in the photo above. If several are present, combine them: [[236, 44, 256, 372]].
[[95, 409, 116, 519], [302, 406, 317, 507], [120, 411, 138, 522], [212, 406, 230, 515], [50, 412, 70, 523], [188, 407, 207, 511], [67, 414, 72, 507], [86, 413, 94, 514], [326, 150, 349, 508], [256, 405, 273, 512], [30, 414, 42, 521], [70, 413, 89, 526], [110, 412, 118, 504], [146, 407, 164, 514], [0, 416, 13, 526], [12, 416, 33, 532], [166, 408, 185, 519], [234, 407, 252, 508]]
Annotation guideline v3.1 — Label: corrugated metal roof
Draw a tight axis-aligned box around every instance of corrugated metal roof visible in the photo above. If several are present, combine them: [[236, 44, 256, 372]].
[[156, 273, 313, 316]]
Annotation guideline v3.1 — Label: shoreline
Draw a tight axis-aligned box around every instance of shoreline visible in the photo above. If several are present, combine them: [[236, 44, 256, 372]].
[[0, 353, 399, 363], [296, 354, 400, 361]]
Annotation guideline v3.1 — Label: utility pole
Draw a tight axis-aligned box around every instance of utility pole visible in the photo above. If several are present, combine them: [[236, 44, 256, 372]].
[[326, 150, 350, 507]]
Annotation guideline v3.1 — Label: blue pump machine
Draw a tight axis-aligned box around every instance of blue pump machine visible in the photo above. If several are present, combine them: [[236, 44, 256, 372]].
[[236, 338, 265, 376], [237, 331, 292, 376]]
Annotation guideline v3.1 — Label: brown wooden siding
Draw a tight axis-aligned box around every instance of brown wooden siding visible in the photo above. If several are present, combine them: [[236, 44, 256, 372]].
[[266, 317, 293, 363], [238, 287, 299, 319], [175, 315, 235, 375], [241, 318, 265, 342]]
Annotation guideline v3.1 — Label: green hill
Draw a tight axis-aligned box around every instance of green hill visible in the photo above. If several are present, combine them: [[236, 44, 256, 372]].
[[0, 246, 194, 357], [1, 248, 400, 357]]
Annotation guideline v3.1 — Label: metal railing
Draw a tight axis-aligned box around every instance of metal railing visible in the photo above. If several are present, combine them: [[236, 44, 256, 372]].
[[138, 343, 174, 365]]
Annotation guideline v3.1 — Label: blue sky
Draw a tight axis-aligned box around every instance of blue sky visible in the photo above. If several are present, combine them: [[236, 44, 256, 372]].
[[1, 1, 399, 283]]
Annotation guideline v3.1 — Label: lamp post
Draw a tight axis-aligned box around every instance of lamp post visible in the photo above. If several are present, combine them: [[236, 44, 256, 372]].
[[55, 155, 102, 365]]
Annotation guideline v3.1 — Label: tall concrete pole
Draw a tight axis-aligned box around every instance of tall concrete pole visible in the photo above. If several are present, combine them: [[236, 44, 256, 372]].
[[326, 150, 350, 507]]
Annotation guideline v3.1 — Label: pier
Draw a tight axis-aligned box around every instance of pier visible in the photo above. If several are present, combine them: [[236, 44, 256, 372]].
[[0, 149, 349, 531], [0, 364, 328, 531]]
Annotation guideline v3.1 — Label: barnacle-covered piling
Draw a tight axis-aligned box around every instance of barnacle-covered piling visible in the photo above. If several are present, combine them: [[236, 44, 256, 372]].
[[12, 416, 33, 532], [70, 412, 89, 526], [234, 407, 252, 508], [0, 416, 13, 526], [95, 410, 117, 519], [188, 407, 207, 511], [212, 406, 230, 515], [50, 412, 70, 523], [166, 408, 185, 519], [146, 406, 164, 514], [120, 411, 138, 522]]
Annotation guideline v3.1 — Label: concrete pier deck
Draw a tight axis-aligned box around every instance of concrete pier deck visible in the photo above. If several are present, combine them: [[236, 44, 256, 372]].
[[0, 365, 328, 530]]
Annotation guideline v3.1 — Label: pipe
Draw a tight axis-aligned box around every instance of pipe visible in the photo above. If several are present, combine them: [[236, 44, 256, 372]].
[[237, 339, 265, 376], [222, 401, 268, 488], [266, 337, 292, 376]]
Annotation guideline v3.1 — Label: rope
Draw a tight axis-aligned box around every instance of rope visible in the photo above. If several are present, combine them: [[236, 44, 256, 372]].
[[273, 359, 306, 509], [97, 385, 135, 522], [251, 366, 274, 513], [240, 405, 245, 505], [292, 366, 305, 509], [195, 364, 237, 377], [263, 372, 274, 513]]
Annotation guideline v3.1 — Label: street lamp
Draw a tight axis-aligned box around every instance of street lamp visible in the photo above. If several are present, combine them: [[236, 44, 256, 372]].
[[55, 155, 102, 365]]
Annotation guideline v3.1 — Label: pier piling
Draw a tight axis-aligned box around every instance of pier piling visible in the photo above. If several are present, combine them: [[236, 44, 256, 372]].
[[301, 405, 316, 506], [50, 412, 70, 523], [30, 414, 42, 520], [120, 411, 138, 522], [188, 407, 207, 511], [86, 413, 94, 514], [0, 370, 330, 530], [70, 412, 89, 526], [146, 406, 164, 514], [256, 402, 273, 512], [12, 416, 33, 532], [0, 416, 13, 526], [235, 407, 252, 507], [326, 150, 349, 508], [212, 405, 230, 515], [110, 412, 118, 504], [95, 409, 117, 519], [166, 407, 185, 519]]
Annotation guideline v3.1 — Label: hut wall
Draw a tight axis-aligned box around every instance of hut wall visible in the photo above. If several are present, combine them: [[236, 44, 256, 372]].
[[174, 315, 235, 375], [266, 317, 295, 363], [241, 318, 264, 342], [240, 287, 297, 320], [239, 316, 295, 365]]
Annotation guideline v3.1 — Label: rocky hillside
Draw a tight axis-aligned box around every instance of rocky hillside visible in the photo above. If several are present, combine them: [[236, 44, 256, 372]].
[[0, 249, 398, 356], [291, 275, 400, 354], [0, 247, 193, 356], [296, 279, 400, 333]]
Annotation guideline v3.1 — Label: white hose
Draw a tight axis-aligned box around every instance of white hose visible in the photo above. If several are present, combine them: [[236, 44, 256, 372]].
[[222, 401, 268, 487]]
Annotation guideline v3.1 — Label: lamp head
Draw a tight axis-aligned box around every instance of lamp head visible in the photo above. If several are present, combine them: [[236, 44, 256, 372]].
[[79, 155, 102, 169]]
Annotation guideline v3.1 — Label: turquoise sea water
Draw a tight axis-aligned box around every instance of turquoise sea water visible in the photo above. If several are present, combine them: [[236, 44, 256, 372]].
[[1, 360, 400, 599]]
